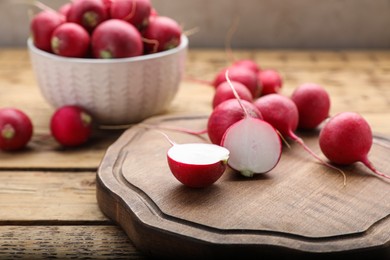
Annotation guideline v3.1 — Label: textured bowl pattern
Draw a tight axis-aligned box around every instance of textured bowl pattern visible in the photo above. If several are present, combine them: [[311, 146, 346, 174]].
[[28, 36, 188, 125]]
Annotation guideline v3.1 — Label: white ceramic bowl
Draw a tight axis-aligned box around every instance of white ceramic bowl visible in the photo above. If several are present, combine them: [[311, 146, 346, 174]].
[[28, 36, 188, 125]]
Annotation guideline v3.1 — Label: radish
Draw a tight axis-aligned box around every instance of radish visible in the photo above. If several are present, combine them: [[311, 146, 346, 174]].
[[58, 3, 72, 17], [51, 23, 90, 58], [212, 66, 260, 98], [212, 81, 253, 109], [232, 59, 261, 73], [257, 69, 283, 96], [0, 108, 33, 151], [319, 112, 390, 180], [91, 19, 143, 58], [142, 16, 182, 54], [67, 0, 108, 32], [167, 140, 230, 188], [110, 0, 152, 30], [254, 94, 346, 183], [291, 83, 331, 130], [220, 71, 282, 177], [207, 99, 262, 145], [30, 10, 64, 52], [50, 105, 93, 147]]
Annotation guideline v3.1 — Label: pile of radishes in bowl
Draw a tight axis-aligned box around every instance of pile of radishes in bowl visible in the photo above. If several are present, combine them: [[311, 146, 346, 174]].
[[30, 0, 182, 58], [165, 59, 390, 188]]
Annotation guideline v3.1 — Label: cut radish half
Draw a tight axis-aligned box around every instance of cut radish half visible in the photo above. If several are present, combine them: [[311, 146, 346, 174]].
[[221, 117, 282, 177], [167, 143, 230, 188]]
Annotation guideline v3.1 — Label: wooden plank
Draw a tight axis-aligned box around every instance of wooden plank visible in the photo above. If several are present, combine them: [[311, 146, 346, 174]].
[[0, 225, 145, 259], [0, 171, 106, 221]]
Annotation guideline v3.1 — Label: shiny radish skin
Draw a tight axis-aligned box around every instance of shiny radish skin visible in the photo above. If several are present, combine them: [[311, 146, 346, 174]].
[[0, 108, 33, 151], [319, 112, 390, 180], [167, 143, 230, 188], [207, 99, 263, 145], [51, 23, 90, 58], [110, 0, 152, 30], [142, 16, 182, 54], [50, 105, 93, 147], [221, 117, 282, 177], [212, 66, 260, 98], [66, 0, 108, 32], [257, 69, 283, 96], [91, 19, 143, 58], [212, 81, 253, 109], [30, 10, 64, 52], [291, 83, 331, 130]]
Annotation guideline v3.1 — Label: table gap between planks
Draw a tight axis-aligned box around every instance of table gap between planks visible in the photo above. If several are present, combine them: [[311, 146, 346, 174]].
[[0, 48, 389, 259]]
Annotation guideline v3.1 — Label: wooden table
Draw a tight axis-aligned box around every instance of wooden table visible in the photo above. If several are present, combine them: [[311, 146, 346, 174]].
[[0, 48, 389, 259]]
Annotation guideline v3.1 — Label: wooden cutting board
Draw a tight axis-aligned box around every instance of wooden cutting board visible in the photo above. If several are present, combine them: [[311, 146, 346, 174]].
[[96, 114, 390, 259]]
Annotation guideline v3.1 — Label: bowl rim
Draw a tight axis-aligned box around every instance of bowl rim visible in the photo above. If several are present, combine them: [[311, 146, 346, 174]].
[[27, 34, 188, 64]]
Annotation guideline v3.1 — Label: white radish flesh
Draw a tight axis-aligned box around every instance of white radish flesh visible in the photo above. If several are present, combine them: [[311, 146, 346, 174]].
[[222, 117, 281, 177]]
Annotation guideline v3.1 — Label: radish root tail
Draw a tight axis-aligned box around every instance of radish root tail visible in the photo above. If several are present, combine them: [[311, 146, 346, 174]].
[[290, 131, 347, 186], [360, 156, 390, 180]]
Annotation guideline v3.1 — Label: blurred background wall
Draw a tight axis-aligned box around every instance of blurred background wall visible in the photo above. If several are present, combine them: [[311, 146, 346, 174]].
[[0, 0, 389, 49]]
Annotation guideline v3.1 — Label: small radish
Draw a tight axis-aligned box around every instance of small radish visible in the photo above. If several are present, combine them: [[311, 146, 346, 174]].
[[167, 140, 230, 188], [0, 108, 33, 151], [212, 81, 253, 109], [319, 112, 390, 180], [58, 3, 72, 17], [51, 23, 90, 58], [142, 16, 182, 54], [254, 94, 346, 183], [50, 105, 93, 147], [67, 0, 108, 32], [291, 83, 331, 130], [220, 71, 281, 177], [207, 99, 262, 145], [232, 59, 261, 73], [212, 66, 260, 98], [257, 69, 283, 96], [30, 10, 64, 52], [91, 19, 143, 58], [110, 0, 152, 30]]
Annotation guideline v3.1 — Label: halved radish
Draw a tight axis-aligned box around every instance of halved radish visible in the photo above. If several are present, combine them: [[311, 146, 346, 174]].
[[220, 71, 282, 177], [221, 118, 281, 177], [167, 143, 229, 188]]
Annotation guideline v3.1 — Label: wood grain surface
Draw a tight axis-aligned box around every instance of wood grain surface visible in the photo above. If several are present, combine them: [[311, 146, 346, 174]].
[[96, 114, 390, 258], [1, 48, 390, 259]]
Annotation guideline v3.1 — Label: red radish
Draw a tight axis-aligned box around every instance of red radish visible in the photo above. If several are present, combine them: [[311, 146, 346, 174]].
[[233, 59, 261, 73], [257, 69, 283, 96], [142, 16, 182, 54], [110, 0, 152, 29], [221, 71, 282, 177], [167, 141, 230, 188], [67, 0, 108, 32], [0, 108, 33, 151], [50, 105, 93, 147], [58, 3, 72, 17], [212, 81, 253, 109], [254, 94, 346, 183], [212, 66, 260, 98], [319, 112, 390, 180], [207, 99, 262, 145], [91, 19, 143, 58], [51, 23, 90, 58], [150, 7, 158, 17], [291, 83, 331, 130], [30, 10, 64, 52]]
